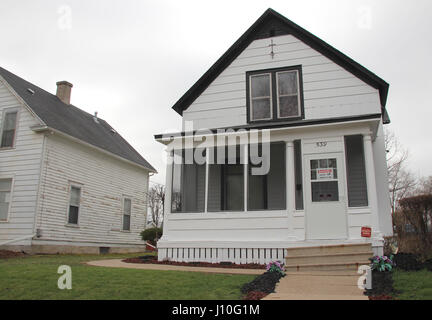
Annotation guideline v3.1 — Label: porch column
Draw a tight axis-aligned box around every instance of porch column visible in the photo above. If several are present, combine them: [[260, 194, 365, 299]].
[[204, 147, 210, 213], [363, 134, 381, 238], [243, 144, 248, 212], [286, 140, 295, 234], [162, 148, 173, 238]]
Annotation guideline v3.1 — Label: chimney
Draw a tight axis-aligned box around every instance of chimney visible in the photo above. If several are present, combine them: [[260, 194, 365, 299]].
[[56, 81, 73, 104]]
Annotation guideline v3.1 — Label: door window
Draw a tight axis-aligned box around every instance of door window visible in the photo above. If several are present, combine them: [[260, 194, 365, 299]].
[[310, 158, 339, 202]]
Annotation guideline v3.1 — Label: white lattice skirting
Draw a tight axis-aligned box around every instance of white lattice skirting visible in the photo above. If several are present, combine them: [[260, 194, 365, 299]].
[[158, 247, 288, 264]]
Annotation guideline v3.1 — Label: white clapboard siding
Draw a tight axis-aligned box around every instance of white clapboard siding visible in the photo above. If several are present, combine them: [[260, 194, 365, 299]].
[[35, 133, 149, 246], [183, 34, 381, 129], [0, 81, 44, 244]]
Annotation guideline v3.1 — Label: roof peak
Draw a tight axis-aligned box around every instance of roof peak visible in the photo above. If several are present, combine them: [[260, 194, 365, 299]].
[[171, 8, 389, 122]]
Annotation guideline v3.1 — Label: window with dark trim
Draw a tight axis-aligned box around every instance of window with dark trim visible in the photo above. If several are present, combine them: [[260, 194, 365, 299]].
[[122, 198, 131, 231], [1, 111, 18, 148], [0, 178, 12, 221], [68, 186, 81, 224], [247, 66, 304, 123]]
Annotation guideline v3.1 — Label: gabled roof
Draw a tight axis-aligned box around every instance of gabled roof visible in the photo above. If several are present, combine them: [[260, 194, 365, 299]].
[[0, 66, 156, 172], [172, 8, 390, 123]]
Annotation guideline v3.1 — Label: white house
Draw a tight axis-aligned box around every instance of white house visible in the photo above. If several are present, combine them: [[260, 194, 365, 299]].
[[154, 9, 392, 267], [0, 67, 156, 254]]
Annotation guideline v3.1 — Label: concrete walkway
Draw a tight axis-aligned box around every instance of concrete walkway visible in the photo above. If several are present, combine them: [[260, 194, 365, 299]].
[[263, 271, 368, 300], [86, 259, 264, 275]]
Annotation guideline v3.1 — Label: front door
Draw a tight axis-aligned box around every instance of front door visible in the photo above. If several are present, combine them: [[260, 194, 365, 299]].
[[304, 153, 347, 240]]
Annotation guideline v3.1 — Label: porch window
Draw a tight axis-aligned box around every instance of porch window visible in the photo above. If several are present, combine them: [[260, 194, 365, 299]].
[[171, 148, 206, 213], [345, 135, 368, 207], [0, 178, 12, 221], [1, 111, 18, 148], [247, 66, 303, 122], [248, 143, 286, 210], [68, 186, 81, 224], [294, 140, 304, 210], [122, 198, 131, 231], [208, 145, 245, 212]]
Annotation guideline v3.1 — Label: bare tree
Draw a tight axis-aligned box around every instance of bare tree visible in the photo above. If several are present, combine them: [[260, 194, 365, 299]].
[[385, 128, 417, 217], [146, 184, 165, 227]]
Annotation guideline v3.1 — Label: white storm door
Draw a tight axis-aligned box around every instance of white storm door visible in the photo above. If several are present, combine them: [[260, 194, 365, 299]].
[[305, 153, 347, 240]]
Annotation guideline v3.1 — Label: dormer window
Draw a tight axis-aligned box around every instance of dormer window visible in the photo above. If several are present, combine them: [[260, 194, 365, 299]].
[[247, 66, 304, 122]]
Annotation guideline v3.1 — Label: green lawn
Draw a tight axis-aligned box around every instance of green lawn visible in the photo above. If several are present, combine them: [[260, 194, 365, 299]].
[[0, 254, 255, 300], [393, 269, 432, 300]]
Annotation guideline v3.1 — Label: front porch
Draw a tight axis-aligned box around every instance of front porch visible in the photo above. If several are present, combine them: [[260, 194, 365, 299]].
[[156, 118, 386, 263]]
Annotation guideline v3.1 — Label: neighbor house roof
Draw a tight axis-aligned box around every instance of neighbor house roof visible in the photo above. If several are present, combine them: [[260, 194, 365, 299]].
[[171, 8, 390, 124], [0, 66, 156, 172]]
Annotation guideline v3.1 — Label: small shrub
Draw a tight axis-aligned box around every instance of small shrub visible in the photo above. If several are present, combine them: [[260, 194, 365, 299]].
[[241, 271, 284, 294], [393, 253, 422, 271], [140, 227, 163, 246], [370, 255, 395, 272], [266, 261, 285, 275]]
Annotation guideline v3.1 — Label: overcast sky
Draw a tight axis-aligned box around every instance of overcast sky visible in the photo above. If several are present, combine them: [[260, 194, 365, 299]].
[[1, 0, 431, 185]]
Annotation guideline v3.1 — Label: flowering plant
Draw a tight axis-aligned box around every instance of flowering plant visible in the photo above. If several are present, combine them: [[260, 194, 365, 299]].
[[266, 261, 285, 275], [370, 255, 395, 272]]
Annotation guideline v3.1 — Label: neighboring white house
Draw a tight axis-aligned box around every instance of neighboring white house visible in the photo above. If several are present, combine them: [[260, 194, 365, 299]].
[[155, 8, 392, 264], [0, 67, 156, 254]]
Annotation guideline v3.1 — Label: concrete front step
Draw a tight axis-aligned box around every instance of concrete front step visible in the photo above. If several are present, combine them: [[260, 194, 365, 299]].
[[286, 243, 372, 257], [285, 261, 370, 272], [285, 251, 373, 265]]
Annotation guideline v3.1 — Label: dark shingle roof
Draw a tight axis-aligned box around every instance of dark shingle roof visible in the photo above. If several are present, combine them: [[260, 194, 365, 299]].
[[0, 66, 156, 172]]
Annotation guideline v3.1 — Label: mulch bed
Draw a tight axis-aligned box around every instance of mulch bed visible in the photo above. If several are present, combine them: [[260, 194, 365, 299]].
[[364, 270, 396, 300], [122, 256, 266, 270], [241, 271, 285, 300], [0, 250, 26, 259]]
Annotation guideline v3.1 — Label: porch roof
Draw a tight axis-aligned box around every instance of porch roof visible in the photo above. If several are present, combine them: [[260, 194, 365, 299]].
[[154, 113, 382, 141]]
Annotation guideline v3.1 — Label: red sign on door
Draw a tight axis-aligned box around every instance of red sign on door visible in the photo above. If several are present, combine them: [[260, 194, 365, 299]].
[[361, 227, 372, 238]]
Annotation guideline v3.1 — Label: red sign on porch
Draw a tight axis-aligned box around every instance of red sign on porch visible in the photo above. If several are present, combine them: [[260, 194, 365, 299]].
[[361, 227, 372, 238]]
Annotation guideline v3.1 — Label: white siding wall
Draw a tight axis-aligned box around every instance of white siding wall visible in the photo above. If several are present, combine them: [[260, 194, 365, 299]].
[[35, 134, 149, 246], [183, 34, 381, 130], [0, 81, 44, 245]]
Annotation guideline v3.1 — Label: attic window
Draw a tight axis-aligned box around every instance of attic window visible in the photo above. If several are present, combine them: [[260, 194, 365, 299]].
[[247, 66, 304, 122]]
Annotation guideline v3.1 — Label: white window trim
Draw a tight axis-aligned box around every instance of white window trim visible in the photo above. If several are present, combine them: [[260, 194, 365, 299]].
[[276, 70, 301, 119], [249, 73, 273, 121], [66, 182, 82, 227], [0, 108, 20, 150], [121, 196, 132, 231], [0, 175, 14, 223]]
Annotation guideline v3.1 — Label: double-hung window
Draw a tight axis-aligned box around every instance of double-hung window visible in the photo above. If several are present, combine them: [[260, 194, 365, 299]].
[[0, 179, 12, 221], [1, 110, 18, 148], [247, 66, 303, 122], [122, 198, 132, 231], [68, 186, 81, 225]]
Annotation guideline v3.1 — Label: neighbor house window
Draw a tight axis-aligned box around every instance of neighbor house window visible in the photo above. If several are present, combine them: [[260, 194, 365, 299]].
[[1, 111, 18, 148], [122, 198, 131, 231], [247, 66, 303, 122], [345, 135, 368, 207], [0, 179, 12, 221], [68, 186, 81, 224]]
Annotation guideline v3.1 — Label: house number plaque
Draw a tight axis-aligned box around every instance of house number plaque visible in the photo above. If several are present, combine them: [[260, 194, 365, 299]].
[[316, 142, 327, 147]]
